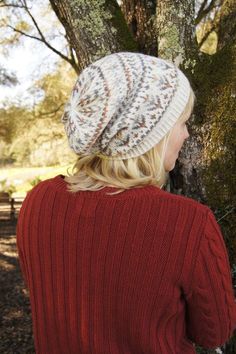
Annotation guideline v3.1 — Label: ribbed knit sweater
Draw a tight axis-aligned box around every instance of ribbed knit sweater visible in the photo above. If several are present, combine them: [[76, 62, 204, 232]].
[[16, 174, 236, 354]]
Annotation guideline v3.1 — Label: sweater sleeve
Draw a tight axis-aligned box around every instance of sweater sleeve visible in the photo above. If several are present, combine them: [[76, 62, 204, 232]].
[[185, 208, 236, 349]]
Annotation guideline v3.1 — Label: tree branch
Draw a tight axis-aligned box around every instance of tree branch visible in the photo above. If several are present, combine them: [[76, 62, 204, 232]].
[[0, 4, 26, 8], [21, 0, 47, 42], [36, 103, 64, 118], [6, 24, 76, 71], [198, 24, 217, 49], [7, 24, 42, 41], [195, 0, 222, 26], [217, 206, 235, 222], [3, 0, 79, 73], [65, 32, 77, 67], [196, 0, 209, 24]]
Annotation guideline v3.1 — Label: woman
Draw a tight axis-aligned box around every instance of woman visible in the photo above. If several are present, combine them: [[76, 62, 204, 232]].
[[16, 52, 236, 354]]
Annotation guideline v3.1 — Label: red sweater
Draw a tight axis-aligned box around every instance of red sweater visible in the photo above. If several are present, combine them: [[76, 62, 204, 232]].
[[16, 174, 236, 354]]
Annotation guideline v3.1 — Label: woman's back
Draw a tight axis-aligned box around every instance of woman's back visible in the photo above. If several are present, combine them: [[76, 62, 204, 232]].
[[16, 174, 236, 354]]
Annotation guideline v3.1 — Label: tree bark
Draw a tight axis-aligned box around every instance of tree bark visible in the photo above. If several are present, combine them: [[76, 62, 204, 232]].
[[154, 0, 206, 200], [49, 0, 138, 72], [120, 0, 157, 55], [216, 0, 236, 50], [156, 0, 198, 68]]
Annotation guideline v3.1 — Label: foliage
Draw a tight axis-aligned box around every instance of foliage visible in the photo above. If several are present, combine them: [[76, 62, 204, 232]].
[[0, 60, 76, 167], [28, 176, 42, 187], [0, 105, 31, 144], [0, 178, 17, 196]]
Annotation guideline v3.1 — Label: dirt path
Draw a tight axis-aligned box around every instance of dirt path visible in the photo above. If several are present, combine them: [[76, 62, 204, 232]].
[[0, 221, 35, 354]]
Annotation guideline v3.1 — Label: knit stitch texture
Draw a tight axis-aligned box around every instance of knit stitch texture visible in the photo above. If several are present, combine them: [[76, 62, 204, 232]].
[[61, 52, 191, 160], [16, 175, 236, 353]]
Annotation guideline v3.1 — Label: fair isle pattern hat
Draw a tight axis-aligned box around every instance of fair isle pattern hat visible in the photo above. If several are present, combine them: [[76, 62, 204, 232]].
[[61, 51, 191, 161]]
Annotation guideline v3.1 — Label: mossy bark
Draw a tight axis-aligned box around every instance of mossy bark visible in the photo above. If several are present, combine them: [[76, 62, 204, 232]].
[[120, 0, 157, 55], [155, 0, 198, 69], [193, 43, 236, 264], [49, 0, 138, 73], [216, 0, 236, 51], [154, 0, 205, 200]]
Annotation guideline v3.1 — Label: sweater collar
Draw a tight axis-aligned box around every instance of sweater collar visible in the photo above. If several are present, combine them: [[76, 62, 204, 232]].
[[50, 174, 162, 199]]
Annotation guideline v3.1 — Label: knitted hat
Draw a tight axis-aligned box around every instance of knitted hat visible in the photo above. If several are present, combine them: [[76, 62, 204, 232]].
[[61, 51, 191, 161]]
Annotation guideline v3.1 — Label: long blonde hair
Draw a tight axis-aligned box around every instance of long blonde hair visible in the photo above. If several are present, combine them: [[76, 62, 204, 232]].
[[64, 89, 196, 196]]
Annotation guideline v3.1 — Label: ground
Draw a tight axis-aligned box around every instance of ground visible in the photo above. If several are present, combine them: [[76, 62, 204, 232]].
[[0, 220, 35, 354]]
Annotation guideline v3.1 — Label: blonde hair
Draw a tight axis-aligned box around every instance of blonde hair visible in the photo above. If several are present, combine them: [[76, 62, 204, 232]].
[[64, 89, 196, 196]]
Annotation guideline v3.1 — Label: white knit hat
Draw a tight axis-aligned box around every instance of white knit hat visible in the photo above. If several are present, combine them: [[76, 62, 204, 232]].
[[61, 51, 191, 160]]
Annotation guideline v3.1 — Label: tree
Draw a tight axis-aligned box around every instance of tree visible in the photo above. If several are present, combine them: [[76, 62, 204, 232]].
[[120, 0, 157, 55], [48, 0, 138, 71], [216, 0, 236, 50], [0, 0, 79, 73], [0, 60, 76, 166]]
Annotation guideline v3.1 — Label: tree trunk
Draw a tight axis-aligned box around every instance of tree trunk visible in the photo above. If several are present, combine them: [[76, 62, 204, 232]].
[[48, 0, 232, 210], [154, 0, 206, 200], [49, 0, 138, 72], [155, 0, 198, 68], [120, 0, 157, 55], [216, 0, 236, 51]]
